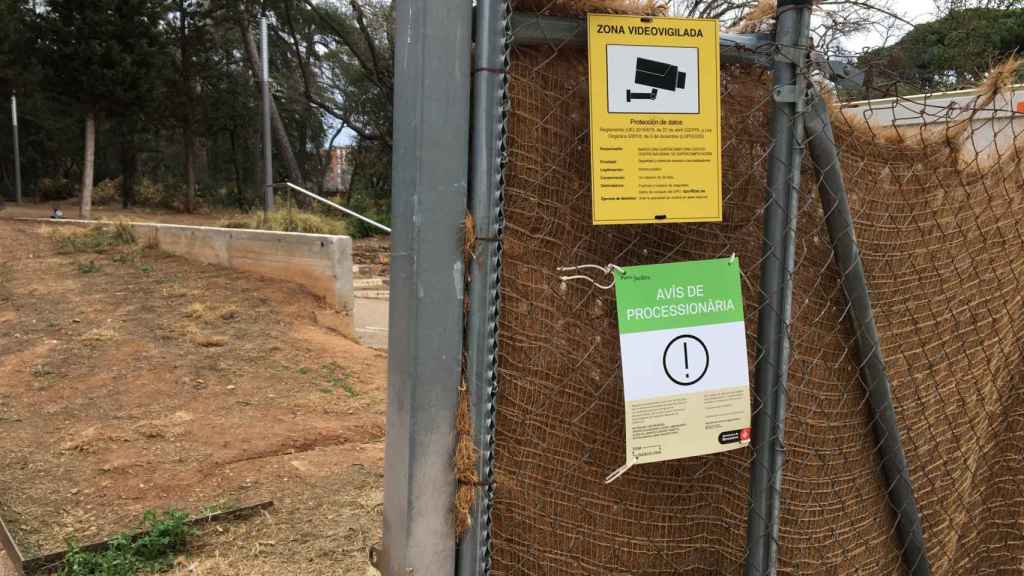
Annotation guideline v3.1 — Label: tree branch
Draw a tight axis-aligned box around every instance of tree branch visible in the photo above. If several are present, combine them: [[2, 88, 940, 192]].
[[817, 1, 915, 27]]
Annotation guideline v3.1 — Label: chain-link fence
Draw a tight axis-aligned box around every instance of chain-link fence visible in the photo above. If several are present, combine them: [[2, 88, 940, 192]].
[[464, 1, 1024, 575]]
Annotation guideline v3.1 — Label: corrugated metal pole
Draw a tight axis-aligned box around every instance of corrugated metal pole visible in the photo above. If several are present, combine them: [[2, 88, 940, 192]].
[[381, 0, 473, 574], [458, 1, 508, 575], [11, 92, 22, 204], [765, 1, 812, 571], [744, 2, 812, 574], [260, 17, 273, 216], [805, 94, 931, 576]]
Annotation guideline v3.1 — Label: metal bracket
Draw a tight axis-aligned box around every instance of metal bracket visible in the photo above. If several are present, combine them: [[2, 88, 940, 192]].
[[826, 60, 865, 89], [773, 85, 803, 103]]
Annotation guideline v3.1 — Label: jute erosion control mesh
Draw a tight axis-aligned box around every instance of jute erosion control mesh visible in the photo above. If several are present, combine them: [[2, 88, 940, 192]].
[[491, 4, 1024, 575]]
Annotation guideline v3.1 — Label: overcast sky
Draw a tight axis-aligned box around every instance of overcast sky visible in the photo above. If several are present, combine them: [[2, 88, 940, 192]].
[[841, 0, 937, 52]]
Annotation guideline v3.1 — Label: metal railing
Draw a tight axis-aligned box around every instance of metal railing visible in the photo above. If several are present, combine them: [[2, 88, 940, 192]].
[[276, 181, 391, 234]]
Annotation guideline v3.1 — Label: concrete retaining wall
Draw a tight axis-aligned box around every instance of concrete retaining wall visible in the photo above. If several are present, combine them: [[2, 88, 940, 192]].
[[30, 218, 353, 318]]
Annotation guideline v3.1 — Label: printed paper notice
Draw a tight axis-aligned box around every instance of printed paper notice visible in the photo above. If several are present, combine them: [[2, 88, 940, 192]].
[[613, 259, 750, 464], [588, 14, 722, 224]]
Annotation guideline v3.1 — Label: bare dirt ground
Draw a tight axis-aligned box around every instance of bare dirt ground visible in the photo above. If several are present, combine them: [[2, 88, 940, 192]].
[[0, 218, 385, 575]]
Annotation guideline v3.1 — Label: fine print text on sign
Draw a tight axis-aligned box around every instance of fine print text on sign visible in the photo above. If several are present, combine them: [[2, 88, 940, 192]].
[[613, 259, 750, 466], [588, 15, 723, 224]]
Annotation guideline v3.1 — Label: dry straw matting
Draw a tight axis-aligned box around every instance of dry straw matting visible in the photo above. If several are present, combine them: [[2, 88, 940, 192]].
[[491, 1, 1024, 574]]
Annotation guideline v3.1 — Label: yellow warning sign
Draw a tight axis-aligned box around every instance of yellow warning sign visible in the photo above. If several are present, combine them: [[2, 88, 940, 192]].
[[587, 14, 722, 224]]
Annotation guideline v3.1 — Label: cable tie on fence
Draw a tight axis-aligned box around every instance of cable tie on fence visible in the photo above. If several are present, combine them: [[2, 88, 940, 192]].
[[556, 263, 624, 291], [729, 252, 736, 265], [604, 454, 639, 484]]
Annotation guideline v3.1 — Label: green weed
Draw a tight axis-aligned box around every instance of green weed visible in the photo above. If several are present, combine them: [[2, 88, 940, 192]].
[[55, 224, 136, 255], [78, 260, 101, 274], [30, 364, 55, 378], [321, 362, 358, 397], [59, 510, 194, 576]]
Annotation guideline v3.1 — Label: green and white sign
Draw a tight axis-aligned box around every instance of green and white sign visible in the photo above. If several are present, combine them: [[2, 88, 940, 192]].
[[613, 258, 751, 465]]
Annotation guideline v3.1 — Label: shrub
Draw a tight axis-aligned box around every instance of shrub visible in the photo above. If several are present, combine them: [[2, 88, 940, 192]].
[[38, 177, 77, 202], [135, 178, 176, 209], [93, 178, 122, 206], [221, 209, 347, 235], [343, 193, 390, 239], [59, 510, 195, 576]]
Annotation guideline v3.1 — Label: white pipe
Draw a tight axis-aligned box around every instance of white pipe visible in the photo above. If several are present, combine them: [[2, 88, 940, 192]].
[[284, 182, 391, 233]]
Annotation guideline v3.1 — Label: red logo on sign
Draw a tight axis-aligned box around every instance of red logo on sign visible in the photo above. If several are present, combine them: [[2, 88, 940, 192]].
[[740, 428, 752, 442]]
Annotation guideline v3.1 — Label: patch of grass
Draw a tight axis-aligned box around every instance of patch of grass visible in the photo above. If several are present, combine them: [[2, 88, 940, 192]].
[[321, 362, 358, 397], [30, 364, 56, 378], [219, 306, 239, 321], [78, 260, 101, 274], [140, 264, 154, 273], [111, 252, 138, 265], [221, 209, 347, 236], [55, 223, 136, 255], [184, 302, 208, 320], [197, 497, 242, 517], [0, 262, 12, 303], [60, 510, 194, 576], [81, 328, 117, 343]]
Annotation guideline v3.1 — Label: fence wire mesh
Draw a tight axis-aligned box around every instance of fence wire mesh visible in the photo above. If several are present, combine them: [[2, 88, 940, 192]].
[[486, 2, 1024, 575]]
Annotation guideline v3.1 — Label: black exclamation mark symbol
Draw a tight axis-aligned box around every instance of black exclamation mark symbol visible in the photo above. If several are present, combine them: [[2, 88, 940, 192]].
[[683, 341, 690, 380]]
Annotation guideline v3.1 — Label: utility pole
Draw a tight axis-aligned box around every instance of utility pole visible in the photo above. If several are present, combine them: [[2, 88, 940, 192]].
[[11, 92, 22, 204], [260, 17, 273, 216]]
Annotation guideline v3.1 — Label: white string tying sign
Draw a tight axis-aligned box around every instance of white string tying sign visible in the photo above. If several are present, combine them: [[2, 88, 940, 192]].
[[556, 263, 625, 290]]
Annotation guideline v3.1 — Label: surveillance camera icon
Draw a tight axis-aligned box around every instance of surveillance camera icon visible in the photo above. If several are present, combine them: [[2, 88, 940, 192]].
[[625, 58, 686, 104], [635, 57, 686, 91]]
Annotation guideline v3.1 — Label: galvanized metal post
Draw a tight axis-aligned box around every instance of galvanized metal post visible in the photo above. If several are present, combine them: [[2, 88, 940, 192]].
[[458, 1, 508, 575], [260, 17, 273, 216], [805, 94, 931, 576], [744, 2, 813, 574], [11, 92, 21, 204], [382, 0, 473, 574], [765, 2, 812, 571]]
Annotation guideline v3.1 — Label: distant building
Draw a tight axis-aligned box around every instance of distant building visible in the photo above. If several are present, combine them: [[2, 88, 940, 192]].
[[322, 146, 353, 194]]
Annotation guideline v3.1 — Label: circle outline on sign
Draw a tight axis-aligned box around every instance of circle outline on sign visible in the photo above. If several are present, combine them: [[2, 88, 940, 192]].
[[662, 334, 709, 386]]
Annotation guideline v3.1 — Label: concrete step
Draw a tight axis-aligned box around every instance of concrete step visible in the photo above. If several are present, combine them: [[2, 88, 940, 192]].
[[355, 289, 390, 300], [352, 264, 389, 279], [354, 277, 387, 289]]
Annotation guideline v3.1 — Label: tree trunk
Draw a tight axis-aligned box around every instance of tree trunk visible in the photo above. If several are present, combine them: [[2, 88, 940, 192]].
[[252, 128, 262, 206], [236, 12, 304, 187], [120, 131, 138, 209], [229, 128, 245, 211], [179, 0, 197, 214], [80, 112, 96, 219], [184, 126, 196, 213]]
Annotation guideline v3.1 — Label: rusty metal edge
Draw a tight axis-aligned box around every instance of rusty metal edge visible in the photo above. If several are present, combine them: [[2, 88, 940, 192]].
[[17, 500, 274, 575], [0, 513, 26, 576]]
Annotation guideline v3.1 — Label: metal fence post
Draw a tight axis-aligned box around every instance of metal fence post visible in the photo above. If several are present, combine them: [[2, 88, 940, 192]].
[[381, 0, 473, 574], [260, 17, 273, 216], [458, 1, 508, 575], [744, 2, 813, 574], [805, 94, 931, 576]]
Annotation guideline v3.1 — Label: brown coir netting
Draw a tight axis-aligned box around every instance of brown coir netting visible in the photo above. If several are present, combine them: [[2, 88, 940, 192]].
[[491, 5, 1024, 575]]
